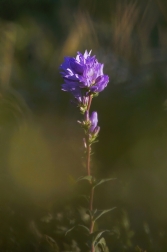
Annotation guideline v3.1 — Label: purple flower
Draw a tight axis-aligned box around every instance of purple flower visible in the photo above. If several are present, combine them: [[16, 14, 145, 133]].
[[60, 50, 109, 99], [89, 111, 100, 135]]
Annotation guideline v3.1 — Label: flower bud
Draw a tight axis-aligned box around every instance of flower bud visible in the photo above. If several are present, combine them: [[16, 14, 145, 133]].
[[89, 112, 98, 133]]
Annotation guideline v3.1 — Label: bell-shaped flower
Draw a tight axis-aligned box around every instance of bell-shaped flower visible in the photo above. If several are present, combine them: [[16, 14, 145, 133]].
[[60, 50, 109, 102]]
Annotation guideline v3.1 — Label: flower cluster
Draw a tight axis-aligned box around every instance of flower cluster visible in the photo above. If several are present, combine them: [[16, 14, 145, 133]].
[[60, 50, 109, 143], [60, 50, 109, 112]]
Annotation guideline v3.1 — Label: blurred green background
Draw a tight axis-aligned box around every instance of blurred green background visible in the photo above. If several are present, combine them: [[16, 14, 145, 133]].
[[1, 0, 167, 251]]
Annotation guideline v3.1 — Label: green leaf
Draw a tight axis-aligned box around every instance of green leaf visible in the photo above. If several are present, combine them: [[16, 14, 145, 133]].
[[97, 237, 108, 252], [65, 226, 76, 236], [79, 194, 89, 202], [93, 207, 116, 222], [98, 237, 106, 247], [78, 207, 90, 222], [92, 230, 110, 248], [77, 175, 93, 183], [84, 209, 97, 219], [65, 224, 89, 236], [78, 224, 89, 233], [93, 178, 116, 189]]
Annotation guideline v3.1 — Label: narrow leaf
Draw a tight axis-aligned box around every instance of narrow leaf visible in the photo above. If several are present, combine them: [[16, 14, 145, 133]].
[[65, 224, 89, 236], [78, 224, 89, 233], [92, 230, 110, 248], [79, 194, 89, 202], [93, 207, 116, 222], [65, 226, 76, 236], [77, 175, 93, 183], [97, 237, 107, 251], [93, 178, 116, 189]]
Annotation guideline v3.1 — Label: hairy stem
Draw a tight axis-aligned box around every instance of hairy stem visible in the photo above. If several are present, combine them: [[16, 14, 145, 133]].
[[86, 95, 95, 252], [86, 95, 92, 176], [87, 143, 91, 176], [89, 187, 94, 212], [90, 187, 95, 252], [87, 95, 92, 111]]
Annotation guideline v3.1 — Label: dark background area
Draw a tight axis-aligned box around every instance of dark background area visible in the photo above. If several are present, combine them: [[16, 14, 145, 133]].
[[1, 0, 167, 251]]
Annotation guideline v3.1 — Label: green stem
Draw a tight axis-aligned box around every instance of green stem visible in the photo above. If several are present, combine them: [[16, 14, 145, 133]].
[[89, 187, 94, 233], [85, 95, 95, 252], [87, 143, 91, 177], [87, 95, 92, 111]]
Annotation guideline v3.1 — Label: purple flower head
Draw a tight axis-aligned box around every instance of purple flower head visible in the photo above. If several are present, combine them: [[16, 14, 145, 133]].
[[89, 111, 100, 135], [60, 50, 109, 100]]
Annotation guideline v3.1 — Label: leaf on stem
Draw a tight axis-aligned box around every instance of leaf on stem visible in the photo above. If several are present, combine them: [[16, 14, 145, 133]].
[[93, 207, 116, 222], [65, 224, 89, 236], [93, 178, 116, 189], [77, 175, 93, 183], [97, 237, 109, 252], [92, 230, 110, 248], [78, 224, 89, 233], [79, 194, 89, 202], [65, 226, 76, 236]]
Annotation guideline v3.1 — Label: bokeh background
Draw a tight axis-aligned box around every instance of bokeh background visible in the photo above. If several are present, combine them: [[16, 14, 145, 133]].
[[1, 0, 167, 251]]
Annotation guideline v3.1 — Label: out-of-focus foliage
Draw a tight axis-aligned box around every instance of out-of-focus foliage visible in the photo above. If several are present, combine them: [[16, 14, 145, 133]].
[[1, 0, 167, 251]]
